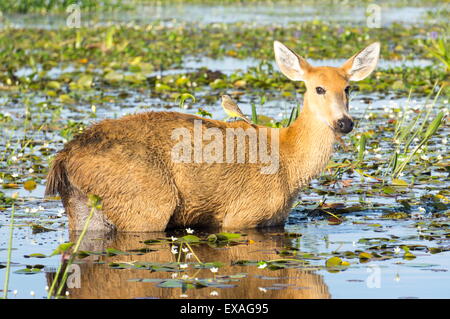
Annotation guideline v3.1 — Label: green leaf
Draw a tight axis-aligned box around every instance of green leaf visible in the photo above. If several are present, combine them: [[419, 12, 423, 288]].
[[59, 94, 75, 104], [357, 134, 367, 162], [392, 179, 409, 186], [105, 248, 129, 256], [251, 103, 258, 124], [403, 252, 416, 260], [157, 279, 206, 289], [77, 74, 93, 89], [326, 256, 343, 267], [14, 268, 42, 274], [359, 252, 373, 260], [181, 235, 200, 243], [194, 262, 225, 269], [143, 239, 162, 245], [47, 81, 61, 90], [219, 232, 241, 240], [176, 93, 196, 109], [104, 71, 124, 83], [208, 232, 241, 242], [50, 242, 74, 256], [23, 179, 37, 191], [24, 253, 47, 258], [87, 194, 102, 209], [424, 111, 444, 139]]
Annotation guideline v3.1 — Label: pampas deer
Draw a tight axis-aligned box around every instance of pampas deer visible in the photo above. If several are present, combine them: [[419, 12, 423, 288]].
[[45, 41, 380, 232]]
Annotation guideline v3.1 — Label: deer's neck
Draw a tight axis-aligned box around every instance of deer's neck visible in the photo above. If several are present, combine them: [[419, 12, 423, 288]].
[[281, 101, 336, 192]]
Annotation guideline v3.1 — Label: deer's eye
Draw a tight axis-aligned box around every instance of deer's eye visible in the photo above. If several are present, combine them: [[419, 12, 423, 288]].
[[344, 86, 351, 95], [316, 87, 326, 95]]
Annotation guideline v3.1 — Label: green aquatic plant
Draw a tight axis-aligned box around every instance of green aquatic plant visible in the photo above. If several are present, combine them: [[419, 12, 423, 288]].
[[2, 202, 16, 299], [389, 86, 445, 179], [176, 93, 196, 109], [47, 195, 102, 299], [0, 0, 129, 14], [421, 24, 450, 71]]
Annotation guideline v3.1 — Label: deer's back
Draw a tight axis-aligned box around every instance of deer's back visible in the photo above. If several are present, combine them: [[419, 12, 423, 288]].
[[58, 111, 293, 229]]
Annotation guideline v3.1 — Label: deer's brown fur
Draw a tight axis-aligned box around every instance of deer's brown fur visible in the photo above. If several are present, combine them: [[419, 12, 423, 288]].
[[46, 41, 379, 232]]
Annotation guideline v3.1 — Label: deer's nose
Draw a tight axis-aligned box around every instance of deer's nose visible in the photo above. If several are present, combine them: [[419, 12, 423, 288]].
[[335, 117, 354, 134]]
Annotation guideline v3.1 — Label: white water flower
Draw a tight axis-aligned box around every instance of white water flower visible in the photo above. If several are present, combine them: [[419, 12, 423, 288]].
[[30, 291, 35, 297], [11, 172, 18, 177], [181, 274, 189, 280], [182, 247, 189, 253], [171, 236, 178, 242], [186, 253, 193, 260], [186, 228, 194, 234], [65, 291, 70, 296], [171, 273, 178, 279], [28, 168, 34, 174], [210, 267, 219, 273], [394, 247, 401, 255], [258, 262, 267, 269], [171, 246, 178, 255], [258, 287, 267, 293], [180, 294, 188, 298], [412, 207, 426, 220], [179, 263, 188, 269], [210, 291, 219, 296], [13, 290, 18, 296]]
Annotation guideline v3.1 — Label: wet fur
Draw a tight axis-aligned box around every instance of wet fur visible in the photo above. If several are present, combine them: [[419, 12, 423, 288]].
[[46, 108, 335, 232]]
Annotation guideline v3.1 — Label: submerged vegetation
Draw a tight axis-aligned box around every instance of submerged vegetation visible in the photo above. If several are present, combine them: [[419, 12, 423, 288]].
[[0, 0, 449, 299]]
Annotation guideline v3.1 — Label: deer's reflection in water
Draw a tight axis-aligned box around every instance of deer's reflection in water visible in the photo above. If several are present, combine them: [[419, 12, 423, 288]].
[[48, 229, 330, 299]]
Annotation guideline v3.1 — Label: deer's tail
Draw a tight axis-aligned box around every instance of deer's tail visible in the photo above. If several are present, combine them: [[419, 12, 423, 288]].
[[45, 153, 70, 197]]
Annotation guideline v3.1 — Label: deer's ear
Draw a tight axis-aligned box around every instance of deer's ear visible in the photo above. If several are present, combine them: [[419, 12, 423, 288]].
[[341, 42, 380, 81], [274, 41, 311, 81]]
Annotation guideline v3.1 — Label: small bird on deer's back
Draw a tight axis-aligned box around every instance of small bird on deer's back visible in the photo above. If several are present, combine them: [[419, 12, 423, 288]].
[[221, 95, 252, 124]]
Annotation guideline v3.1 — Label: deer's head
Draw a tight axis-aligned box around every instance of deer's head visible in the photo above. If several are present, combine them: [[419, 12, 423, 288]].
[[274, 41, 380, 135]]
